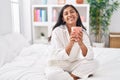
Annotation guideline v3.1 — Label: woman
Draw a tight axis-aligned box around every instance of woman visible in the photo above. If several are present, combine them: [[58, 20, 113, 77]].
[[45, 4, 98, 80]]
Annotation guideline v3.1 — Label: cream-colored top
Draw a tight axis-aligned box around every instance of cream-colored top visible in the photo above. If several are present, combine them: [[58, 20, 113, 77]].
[[48, 25, 94, 67]]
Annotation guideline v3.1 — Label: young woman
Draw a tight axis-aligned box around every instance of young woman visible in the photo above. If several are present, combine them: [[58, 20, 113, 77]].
[[45, 4, 98, 80]]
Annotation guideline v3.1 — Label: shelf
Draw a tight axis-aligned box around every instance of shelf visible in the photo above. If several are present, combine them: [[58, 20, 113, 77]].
[[33, 22, 49, 27]]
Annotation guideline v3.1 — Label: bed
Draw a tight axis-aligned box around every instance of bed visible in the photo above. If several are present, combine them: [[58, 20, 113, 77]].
[[0, 33, 120, 80]]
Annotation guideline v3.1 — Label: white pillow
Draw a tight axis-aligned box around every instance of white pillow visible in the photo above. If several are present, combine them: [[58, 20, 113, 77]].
[[3, 33, 30, 51], [0, 37, 9, 67], [0, 33, 30, 67]]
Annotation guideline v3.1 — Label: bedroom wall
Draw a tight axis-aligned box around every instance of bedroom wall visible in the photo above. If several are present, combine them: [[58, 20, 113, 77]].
[[0, 0, 12, 35], [109, 0, 120, 33]]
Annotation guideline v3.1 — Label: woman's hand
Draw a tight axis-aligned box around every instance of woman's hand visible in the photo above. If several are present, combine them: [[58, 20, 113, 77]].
[[76, 30, 88, 56], [70, 26, 83, 44], [76, 30, 83, 45], [66, 28, 87, 56], [65, 31, 76, 55], [70, 31, 77, 43]]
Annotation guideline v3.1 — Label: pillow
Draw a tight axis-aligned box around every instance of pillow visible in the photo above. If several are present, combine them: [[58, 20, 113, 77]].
[[3, 33, 30, 52], [0, 33, 30, 67], [0, 37, 9, 67]]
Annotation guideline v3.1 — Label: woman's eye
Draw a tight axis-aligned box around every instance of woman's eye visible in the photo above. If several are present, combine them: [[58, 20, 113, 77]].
[[63, 10, 76, 15], [70, 10, 75, 13], [64, 12, 68, 15]]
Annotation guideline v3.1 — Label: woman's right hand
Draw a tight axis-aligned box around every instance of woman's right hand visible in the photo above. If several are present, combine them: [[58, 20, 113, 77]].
[[65, 32, 76, 55], [70, 31, 77, 43]]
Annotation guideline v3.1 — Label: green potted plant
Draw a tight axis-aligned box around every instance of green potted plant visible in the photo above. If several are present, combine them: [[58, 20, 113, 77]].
[[87, 0, 119, 47]]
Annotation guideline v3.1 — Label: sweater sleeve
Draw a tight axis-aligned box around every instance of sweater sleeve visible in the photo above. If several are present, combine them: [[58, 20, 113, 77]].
[[82, 31, 94, 60], [50, 28, 70, 60]]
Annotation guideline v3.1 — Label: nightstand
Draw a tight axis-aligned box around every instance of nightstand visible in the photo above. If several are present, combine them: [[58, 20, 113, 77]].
[[109, 33, 120, 48]]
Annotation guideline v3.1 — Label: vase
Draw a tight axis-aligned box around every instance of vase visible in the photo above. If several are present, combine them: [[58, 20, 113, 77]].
[[76, 0, 83, 4], [92, 42, 105, 48], [58, 0, 66, 4], [41, 0, 47, 4]]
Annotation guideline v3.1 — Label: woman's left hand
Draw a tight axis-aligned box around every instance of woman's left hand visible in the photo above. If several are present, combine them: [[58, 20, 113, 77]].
[[76, 30, 83, 45]]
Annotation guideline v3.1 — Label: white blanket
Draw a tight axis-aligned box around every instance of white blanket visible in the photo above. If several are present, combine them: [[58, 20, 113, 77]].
[[0, 44, 120, 80], [0, 44, 51, 80]]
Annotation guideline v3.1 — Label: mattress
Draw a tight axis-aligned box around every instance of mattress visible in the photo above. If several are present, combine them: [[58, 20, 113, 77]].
[[0, 44, 120, 80]]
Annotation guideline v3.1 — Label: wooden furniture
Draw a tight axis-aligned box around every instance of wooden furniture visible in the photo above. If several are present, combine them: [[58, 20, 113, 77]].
[[109, 33, 120, 48]]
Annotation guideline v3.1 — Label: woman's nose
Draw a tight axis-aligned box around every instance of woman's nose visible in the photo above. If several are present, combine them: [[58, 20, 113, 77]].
[[68, 12, 72, 16]]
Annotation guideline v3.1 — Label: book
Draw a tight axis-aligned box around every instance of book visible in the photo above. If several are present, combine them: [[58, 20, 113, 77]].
[[41, 9, 47, 22]]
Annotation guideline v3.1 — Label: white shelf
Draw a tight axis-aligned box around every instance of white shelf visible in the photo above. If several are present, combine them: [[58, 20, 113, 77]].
[[33, 22, 49, 27], [31, 4, 90, 44]]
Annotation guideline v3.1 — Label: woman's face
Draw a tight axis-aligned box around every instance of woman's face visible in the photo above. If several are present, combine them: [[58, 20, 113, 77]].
[[62, 6, 78, 26]]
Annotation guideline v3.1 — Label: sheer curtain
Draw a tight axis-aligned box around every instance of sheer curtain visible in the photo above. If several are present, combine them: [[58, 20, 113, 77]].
[[11, 0, 20, 33], [10, 0, 32, 43]]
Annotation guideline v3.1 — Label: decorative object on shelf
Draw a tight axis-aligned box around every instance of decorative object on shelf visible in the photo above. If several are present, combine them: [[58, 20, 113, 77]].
[[40, 32, 45, 37], [40, 32, 45, 41], [41, 0, 47, 5], [76, 0, 83, 4], [58, 0, 66, 4], [87, 0, 120, 47], [39, 32, 48, 44]]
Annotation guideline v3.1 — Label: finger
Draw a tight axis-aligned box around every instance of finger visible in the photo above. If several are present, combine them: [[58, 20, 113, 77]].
[[71, 34, 76, 38], [70, 37, 76, 42], [78, 32, 83, 38], [71, 31, 76, 35], [76, 35, 83, 41]]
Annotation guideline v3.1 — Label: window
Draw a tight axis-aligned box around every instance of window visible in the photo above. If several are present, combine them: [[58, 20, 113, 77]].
[[11, 0, 20, 33]]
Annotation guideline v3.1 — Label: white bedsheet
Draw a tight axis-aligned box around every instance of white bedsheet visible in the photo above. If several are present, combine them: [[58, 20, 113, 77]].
[[0, 44, 120, 80], [87, 48, 120, 80]]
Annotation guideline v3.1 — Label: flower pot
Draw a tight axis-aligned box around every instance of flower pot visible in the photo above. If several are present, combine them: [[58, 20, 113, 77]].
[[58, 0, 66, 4], [92, 42, 105, 48], [76, 0, 83, 4], [41, 0, 47, 4]]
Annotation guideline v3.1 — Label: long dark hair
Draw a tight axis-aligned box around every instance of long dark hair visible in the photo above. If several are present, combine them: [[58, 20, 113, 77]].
[[48, 4, 86, 41]]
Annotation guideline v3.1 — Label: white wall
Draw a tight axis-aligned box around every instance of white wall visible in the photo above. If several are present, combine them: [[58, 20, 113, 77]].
[[0, 0, 12, 35], [109, 3, 120, 33]]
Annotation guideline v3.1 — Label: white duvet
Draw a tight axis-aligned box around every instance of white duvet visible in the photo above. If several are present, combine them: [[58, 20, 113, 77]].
[[0, 44, 51, 80], [0, 44, 120, 80]]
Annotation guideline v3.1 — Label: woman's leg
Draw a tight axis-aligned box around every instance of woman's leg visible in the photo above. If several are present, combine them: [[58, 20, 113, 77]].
[[71, 60, 98, 78], [45, 67, 74, 80], [70, 73, 81, 80]]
